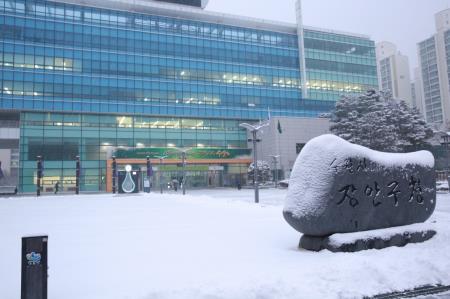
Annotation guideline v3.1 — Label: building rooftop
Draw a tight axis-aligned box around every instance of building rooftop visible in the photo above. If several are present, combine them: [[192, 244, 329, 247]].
[[153, 0, 209, 9], [52, 0, 371, 39]]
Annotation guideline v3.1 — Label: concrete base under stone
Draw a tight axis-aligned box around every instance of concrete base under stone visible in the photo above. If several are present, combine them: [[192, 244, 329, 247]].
[[300, 229, 436, 252]]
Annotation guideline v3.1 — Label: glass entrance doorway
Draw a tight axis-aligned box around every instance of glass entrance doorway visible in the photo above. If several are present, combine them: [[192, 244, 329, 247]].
[[151, 166, 224, 190], [106, 155, 252, 193]]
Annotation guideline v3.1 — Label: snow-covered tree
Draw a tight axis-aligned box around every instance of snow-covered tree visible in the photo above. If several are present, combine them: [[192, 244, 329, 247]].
[[330, 90, 433, 152], [248, 160, 271, 184]]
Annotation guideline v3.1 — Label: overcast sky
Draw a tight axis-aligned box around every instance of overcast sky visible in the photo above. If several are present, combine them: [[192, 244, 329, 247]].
[[206, 0, 450, 72]]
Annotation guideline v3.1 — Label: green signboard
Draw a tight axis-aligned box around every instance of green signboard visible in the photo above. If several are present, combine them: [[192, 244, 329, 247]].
[[157, 165, 209, 171], [114, 148, 251, 160]]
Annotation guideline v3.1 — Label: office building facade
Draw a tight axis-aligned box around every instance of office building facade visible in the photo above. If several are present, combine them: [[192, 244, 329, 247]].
[[0, 0, 377, 192]]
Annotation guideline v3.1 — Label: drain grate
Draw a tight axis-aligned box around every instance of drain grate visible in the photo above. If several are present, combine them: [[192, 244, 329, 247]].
[[365, 285, 450, 299]]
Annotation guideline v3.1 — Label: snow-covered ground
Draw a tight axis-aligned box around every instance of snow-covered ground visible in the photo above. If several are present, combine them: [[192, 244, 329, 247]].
[[1, 189, 450, 299]]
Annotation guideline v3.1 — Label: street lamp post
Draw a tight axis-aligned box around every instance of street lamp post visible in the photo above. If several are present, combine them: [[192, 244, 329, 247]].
[[181, 151, 187, 195], [156, 155, 167, 194], [172, 148, 191, 195], [36, 156, 42, 197], [146, 156, 153, 193], [269, 155, 280, 188], [239, 121, 269, 203], [75, 155, 80, 195], [112, 156, 117, 194]]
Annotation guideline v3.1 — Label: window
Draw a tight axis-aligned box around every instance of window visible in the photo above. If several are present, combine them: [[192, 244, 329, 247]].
[[296, 143, 305, 154]]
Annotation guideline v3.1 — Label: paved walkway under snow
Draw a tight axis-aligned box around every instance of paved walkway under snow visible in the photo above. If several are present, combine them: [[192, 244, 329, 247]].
[[0, 189, 449, 299]]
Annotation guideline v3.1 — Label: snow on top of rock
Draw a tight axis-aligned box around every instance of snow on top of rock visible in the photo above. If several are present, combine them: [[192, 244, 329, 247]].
[[305, 134, 434, 168], [284, 134, 435, 218]]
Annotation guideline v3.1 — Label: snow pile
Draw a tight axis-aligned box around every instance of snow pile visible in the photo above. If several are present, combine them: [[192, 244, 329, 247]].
[[0, 189, 449, 299], [284, 134, 434, 218]]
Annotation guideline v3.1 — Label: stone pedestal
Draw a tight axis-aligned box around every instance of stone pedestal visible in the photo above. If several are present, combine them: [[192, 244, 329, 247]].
[[299, 224, 436, 252]]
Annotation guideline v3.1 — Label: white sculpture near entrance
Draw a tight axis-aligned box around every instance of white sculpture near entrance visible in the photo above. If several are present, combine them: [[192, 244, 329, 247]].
[[122, 165, 136, 193]]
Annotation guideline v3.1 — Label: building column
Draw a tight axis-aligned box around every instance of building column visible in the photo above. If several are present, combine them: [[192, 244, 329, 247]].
[[295, 0, 308, 98]]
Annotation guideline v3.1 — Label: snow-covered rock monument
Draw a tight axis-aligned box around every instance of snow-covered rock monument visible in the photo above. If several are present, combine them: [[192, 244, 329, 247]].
[[284, 134, 436, 252]]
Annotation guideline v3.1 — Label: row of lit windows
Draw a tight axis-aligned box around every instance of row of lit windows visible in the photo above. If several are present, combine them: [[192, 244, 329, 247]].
[[1, 67, 302, 94], [1, 83, 306, 109], [11, 90, 331, 115], [0, 23, 298, 68], [1, 72, 303, 96], [306, 80, 369, 93], [27, 100, 327, 116], [308, 90, 363, 101], [1, 67, 373, 98], [0, 0, 298, 48], [2, 99, 329, 120], [0, 54, 301, 89], [307, 69, 378, 86], [1, 41, 299, 77], [1, 85, 353, 110], [1, 54, 79, 71]]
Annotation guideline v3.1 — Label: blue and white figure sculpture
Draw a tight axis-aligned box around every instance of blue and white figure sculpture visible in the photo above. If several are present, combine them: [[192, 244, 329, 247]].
[[122, 164, 136, 193], [26, 251, 42, 266]]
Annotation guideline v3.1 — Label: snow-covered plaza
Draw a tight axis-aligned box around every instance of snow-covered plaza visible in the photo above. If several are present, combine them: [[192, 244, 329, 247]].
[[1, 189, 450, 299]]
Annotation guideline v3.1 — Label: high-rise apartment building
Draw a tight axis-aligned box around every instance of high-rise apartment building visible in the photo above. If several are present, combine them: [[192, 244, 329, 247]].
[[0, 0, 377, 192], [417, 9, 450, 126], [376, 41, 412, 105], [412, 67, 425, 114]]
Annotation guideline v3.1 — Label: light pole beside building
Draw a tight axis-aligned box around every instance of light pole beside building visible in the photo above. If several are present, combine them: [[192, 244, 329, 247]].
[[172, 147, 192, 195], [112, 156, 117, 194], [269, 155, 280, 188], [145, 156, 153, 193], [75, 155, 80, 194], [156, 155, 167, 194], [36, 156, 43, 197], [181, 151, 187, 195], [239, 121, 269, 203]]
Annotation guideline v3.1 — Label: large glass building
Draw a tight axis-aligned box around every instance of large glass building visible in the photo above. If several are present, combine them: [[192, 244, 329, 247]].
[[0, 0, 377, 192]]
